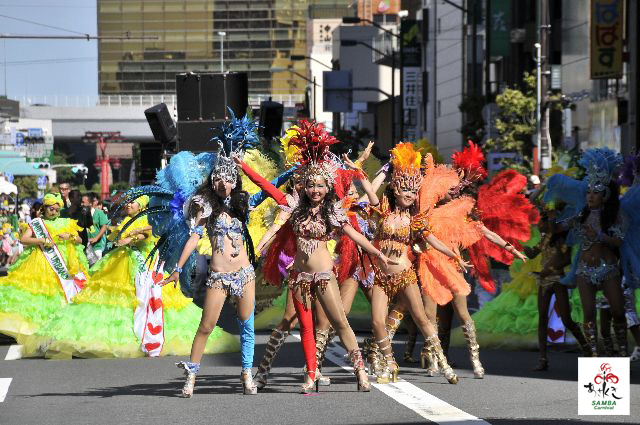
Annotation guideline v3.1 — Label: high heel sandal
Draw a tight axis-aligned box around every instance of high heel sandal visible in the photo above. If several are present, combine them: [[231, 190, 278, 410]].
[[364, 338, 390, 383], [241, 368, 258, 395], [462, 320, 485, 379], [349, 349, 371, 392], [378, 336, 398, 383], [300, 369, 320, 394], [533, 357, 549, 371], [582, 321, 598, 357], [421, 342, 439, 376], [176, 361, 200, 398], [426, 336, 458, 384], [255, 328, 290, 390], [386, 310, 404, 341], [314, 328, 332, 386]]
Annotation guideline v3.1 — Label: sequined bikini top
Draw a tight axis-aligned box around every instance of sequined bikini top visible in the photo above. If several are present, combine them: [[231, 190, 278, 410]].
[[374, 196, 430, 256], [576, 209, 626, 251], [189, 194, 244, 257], [280, 192, 349, 255]]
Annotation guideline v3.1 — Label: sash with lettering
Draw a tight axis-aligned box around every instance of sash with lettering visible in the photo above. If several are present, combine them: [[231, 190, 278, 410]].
[[133, 253, 165, 357], [29, 217, 87, 303]]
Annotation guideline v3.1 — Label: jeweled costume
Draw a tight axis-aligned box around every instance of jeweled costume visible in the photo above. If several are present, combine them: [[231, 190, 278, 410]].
[[544, 147, 640, 356], [0, 194, 88, 340]]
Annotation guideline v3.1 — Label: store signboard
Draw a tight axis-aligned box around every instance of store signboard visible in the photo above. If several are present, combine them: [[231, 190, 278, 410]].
[[591, 0, 623, 79]]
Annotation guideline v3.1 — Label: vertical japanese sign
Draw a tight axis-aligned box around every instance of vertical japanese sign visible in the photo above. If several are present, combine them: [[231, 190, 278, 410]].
[[401, 19, 421, 140], [489, 0, 511, 57], [591, 0, 623, 79]]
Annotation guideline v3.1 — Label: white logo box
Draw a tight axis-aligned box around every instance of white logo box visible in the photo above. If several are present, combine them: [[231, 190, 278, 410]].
[[578, 357, 630, 415]]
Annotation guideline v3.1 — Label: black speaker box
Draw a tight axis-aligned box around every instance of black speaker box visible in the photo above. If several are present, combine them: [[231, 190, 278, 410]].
[[177, 120, 224, 153], [144, 103, 177, 144], [176, 72, 248, 121], [138, 142, 163, 184], [259, 100, 284, 139]]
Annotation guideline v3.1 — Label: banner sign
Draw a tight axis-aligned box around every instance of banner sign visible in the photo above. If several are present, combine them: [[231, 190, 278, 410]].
[[489, 0, 511, 57], [591, 0, 623, 79]]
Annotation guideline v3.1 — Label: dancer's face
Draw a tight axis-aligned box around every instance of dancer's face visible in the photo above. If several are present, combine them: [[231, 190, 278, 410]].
[[125, 202, 140, 217], [43, 204, 60, 219], [212, 176, 234, 199], [393, 185, 418, 209], [586, 189, 605, 209], [305, 176, 328, 204], [346, 183, 358, 200]]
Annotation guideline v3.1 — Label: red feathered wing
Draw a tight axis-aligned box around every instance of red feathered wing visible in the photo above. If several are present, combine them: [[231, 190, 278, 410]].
[[468, 169, 540, 293], [335, 205, 362, 284], [263, 220, 297, 287]]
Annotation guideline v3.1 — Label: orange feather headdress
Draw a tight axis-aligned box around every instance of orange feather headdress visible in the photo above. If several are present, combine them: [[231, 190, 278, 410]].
[[390, 142, 423, 192]]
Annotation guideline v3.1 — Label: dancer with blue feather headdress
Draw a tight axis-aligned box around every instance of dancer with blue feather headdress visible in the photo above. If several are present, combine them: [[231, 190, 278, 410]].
[[544, 147, 640, 357]]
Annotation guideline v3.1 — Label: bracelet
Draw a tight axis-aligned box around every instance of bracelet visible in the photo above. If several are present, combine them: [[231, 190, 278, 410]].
[[174, 266, 183, 274]]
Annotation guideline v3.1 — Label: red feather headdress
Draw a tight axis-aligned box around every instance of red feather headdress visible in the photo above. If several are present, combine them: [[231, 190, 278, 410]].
[[451, 141, 488, 181], [287, 120, 341, 187]]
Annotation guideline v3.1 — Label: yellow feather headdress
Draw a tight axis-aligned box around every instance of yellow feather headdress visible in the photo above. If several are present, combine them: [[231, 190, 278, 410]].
[[280, 125, 302, 168], [390, 142, 423, 192]]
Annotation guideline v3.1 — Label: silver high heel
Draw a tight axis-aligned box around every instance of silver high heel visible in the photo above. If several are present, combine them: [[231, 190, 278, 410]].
[[176, 361, 199, 398], [241, 368, 258, 395]]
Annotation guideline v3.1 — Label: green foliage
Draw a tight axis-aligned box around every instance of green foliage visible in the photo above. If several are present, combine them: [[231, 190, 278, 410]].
[[484, 72, 537, 173], [15, 176, 38, 198]]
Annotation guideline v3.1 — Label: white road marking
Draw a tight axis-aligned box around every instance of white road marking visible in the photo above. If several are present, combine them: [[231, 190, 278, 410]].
[[0, 378, 12, 402], [4, 345, 22, 360], [292, 333, 491, 424]]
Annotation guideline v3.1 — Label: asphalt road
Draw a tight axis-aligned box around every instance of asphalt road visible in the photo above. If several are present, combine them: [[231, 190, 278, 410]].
[[1, 331, 639, 425]]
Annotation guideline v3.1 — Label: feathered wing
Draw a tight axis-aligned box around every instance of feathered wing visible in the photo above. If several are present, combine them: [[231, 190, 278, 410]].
[[542, 173, 587, 221], [418, 155, 460, 211], [469, 169, 540, 293], [120, 151, 215, 298], [262, 221, 297, 287], [428, 196, 482, 248]]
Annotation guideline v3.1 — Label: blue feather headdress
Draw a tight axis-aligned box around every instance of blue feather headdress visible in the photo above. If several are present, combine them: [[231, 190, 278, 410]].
[[209, 108, 260, 188], [578, 147, 623, 193]]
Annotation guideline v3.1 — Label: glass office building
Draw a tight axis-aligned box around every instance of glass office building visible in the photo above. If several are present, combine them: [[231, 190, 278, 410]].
[[98, 0, 310, 96]]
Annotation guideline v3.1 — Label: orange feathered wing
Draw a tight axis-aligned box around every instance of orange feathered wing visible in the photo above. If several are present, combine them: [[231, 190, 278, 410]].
[[416, 161, 478, 305], [468, 169, 540, 293]]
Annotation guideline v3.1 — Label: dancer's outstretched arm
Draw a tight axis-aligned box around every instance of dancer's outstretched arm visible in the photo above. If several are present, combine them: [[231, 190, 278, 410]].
[[421, 233, 472, 272], [160, 212, 203, 286], [256, 209, 291, 254], [479, 225, 527, 261]]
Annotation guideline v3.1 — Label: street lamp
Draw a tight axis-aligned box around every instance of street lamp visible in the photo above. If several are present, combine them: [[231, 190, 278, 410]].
[[217, 31, 226, 73], [290, 55, 332, 70], [270, 66, 320, 119], [341, 39, 396, 140]]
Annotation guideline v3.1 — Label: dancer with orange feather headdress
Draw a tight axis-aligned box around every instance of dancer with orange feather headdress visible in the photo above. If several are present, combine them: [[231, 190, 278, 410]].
[[367, 142, 472, 385]]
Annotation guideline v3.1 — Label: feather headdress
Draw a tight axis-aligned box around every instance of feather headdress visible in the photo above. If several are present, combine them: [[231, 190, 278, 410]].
[[451, 141, 488, 181], [287, 120, 341, 187], [280, 125, 302, 168], [209, 108, 260, 187], [578, 147, 623, 193], [390, 142, 423, 192]]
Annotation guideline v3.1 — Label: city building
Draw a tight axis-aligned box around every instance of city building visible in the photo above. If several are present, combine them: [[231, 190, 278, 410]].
[[97, 0, 309, 99]]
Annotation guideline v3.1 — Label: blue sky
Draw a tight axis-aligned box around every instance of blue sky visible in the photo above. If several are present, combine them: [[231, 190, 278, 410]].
[[0, 0, 97, 99]]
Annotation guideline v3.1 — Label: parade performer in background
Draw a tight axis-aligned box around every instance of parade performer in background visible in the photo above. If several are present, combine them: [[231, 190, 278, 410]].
[[531, 201, 590, 370], [21, 193, 238, 360], [0, 193, 88, 340], [262, 120, 392, 393], [369, 143, 470, 385], [544, 147, 640, 356]]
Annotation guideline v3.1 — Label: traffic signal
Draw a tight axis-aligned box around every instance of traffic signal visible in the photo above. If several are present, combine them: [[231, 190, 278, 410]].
[[33, 162, 50, 169]]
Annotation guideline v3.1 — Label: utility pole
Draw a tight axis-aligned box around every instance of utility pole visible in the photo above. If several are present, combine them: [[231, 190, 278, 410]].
[[536, 0, 551, 174]]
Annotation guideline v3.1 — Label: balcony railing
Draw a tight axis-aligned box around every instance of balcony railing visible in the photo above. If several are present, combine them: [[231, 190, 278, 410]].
[[10, 93, 305, 108]]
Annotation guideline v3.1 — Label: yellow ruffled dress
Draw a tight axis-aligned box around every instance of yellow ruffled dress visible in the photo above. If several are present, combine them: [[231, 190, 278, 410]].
[[23, 215, 238, 358], [0, 217, 88, 339]]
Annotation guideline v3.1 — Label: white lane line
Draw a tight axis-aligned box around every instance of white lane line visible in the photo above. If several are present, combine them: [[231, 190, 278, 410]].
[[4, 345, 22, 360], [0, 378, 12, 402], [291, 333, 490, 424]]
